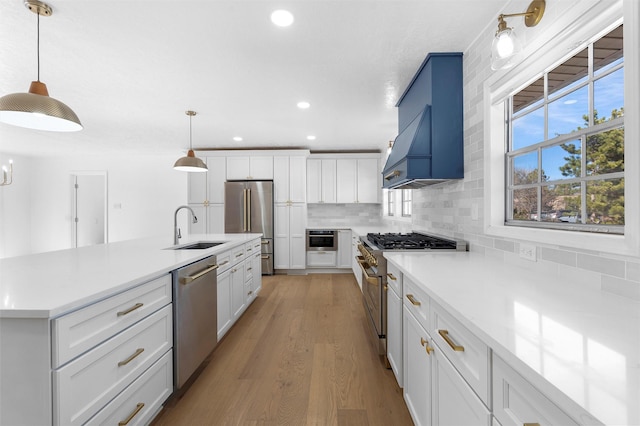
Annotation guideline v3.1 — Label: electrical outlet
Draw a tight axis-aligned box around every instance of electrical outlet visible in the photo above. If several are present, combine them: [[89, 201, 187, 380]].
[[519, 243, 537, 261]]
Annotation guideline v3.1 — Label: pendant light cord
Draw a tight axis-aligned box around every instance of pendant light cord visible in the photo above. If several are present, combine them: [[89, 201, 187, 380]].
[[36, 11, 40, 82]]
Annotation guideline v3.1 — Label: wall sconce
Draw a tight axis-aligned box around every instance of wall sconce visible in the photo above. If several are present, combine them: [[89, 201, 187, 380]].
[[491, 0, 546, 70], [1, 160, 13, 187]]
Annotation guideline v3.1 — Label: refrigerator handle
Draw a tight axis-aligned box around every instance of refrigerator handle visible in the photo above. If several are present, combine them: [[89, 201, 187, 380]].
[[247, 188, 251, 231], [242, 189, 248, 232]]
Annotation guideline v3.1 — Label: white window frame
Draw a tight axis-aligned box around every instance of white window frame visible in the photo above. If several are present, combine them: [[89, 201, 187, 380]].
[[483, 0, 640, 256], [402, 189, 412, 217]]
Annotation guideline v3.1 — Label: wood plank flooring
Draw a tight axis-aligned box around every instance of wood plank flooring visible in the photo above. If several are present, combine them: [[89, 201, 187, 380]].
[[153, 273, 413, 426]]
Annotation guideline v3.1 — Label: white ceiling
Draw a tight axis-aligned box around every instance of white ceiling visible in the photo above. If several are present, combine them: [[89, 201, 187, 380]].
[[0, 0, 509, 157]]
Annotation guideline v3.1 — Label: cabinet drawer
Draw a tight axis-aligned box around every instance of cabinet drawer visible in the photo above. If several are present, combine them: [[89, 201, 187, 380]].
[[232, 245, 246, 265], [52, 274, 171, 367], [306, 251, 337, 267], [431, 301, 490, 407], [85, 350, 173, 426], [403, 276, 430, 332], [245, 239, 261, 255], [493, 355, 579, 426], [53, 305, 173, 426], [386, 262, 403, 296], [245, 256, 255, 282], [217, 249, 232, 273]]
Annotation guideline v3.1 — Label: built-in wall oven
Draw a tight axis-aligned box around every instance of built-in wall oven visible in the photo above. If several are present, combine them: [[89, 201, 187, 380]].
[[306, 230, 338, 251], [357, 232, 467, 366]]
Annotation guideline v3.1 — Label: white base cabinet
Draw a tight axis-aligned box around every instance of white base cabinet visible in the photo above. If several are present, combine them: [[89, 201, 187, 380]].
[[386, 262, 403, 388], [337, 229, 352, 268], [403, 304, 432, 426], [274, 203, 306, 270]]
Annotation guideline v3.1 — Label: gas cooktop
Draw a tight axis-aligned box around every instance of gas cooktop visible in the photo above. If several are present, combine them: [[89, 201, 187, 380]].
[[365, 232, 465, 251]]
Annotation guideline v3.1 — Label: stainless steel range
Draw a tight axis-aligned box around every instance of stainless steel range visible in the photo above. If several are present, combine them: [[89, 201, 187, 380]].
[[356, 232, 467, 365]]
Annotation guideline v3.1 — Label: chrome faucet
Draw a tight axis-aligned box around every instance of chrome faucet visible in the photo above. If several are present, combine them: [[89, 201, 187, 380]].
[[174, 205, 198, 245]]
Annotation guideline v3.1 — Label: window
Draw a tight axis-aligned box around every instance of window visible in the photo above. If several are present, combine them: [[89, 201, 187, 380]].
[[402, 189, 412, 217], [506, 25, 624, 234]]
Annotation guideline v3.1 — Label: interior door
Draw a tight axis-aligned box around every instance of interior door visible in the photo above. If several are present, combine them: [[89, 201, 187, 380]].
[[73, 173, 107, 248]]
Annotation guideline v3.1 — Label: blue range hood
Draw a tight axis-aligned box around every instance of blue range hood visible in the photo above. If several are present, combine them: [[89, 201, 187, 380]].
[[382, 53, 463, 189]]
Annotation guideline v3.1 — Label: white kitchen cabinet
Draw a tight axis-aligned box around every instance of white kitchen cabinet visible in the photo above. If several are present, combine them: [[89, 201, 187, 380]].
[[188, 156, 226, 204], [217, 267, 232, 340], [230, 264, 245, 320], [351, 232, 362, 288], [357, 158, 380, 203], [306, 158, 336, 203], [386, 262, 403, 388], [493, 355, 579, 426], [403, 304, 433, 426], [251, 250, 262, 297], [306, 250, 337, 267], [189, 204, 224, 235], [226, 156, 273, 180], [274, 156, 307, 203], [85, 350, 173, 426], [53, 305, 172, 426], [274, 203, 306, 270], [432, 343, 492, 426], [337, 229, 352, 268], [336, 158, 357, 203], [335, 158, 380, 203]]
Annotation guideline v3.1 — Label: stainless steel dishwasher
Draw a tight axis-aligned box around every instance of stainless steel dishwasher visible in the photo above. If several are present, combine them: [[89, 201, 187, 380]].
[[173, 255, 218, 389]]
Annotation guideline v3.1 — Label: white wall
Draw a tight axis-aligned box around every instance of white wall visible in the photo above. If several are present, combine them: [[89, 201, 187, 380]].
[[0, 152, 188, 258]]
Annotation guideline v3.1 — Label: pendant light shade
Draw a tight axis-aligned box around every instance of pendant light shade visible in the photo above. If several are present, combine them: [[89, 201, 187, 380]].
[[0, 1, 82, 132], [174, 111, 208, 173]]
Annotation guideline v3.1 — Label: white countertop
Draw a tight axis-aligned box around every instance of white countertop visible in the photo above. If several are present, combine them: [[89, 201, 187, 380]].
[[0, 233, 262, 319], [384, 251, 640, 426]]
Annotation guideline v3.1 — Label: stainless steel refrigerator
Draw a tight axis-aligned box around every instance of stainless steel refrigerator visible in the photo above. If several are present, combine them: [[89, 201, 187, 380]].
[[224, 181, 274, 275]]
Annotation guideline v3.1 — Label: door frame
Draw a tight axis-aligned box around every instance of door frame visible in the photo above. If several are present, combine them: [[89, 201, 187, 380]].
[[70, 171, 108, 248]]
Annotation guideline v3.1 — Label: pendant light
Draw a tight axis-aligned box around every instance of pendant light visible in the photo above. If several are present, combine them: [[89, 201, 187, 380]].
[[173, 111, 208, 173], [0, 1, 82, 131]]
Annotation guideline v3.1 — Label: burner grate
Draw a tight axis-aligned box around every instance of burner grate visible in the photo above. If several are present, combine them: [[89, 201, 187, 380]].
[[366, 232, 458, 250]]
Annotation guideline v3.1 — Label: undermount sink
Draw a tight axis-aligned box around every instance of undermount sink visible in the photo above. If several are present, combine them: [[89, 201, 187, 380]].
[[172, 241, 225, 250]]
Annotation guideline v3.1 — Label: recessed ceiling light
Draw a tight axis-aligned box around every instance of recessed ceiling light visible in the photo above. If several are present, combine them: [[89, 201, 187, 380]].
[[233, 136, 243, 142], [307, 135, 316, 140], [297, 101, 310, 109], [271, 10, 294, 27]]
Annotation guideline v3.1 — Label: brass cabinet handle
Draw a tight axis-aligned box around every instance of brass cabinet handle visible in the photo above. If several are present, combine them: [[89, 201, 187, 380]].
[[406, 294, 421, 306], [118, 403, 145, 426], [247, 266, 252, 271], [523, 424, 541, 426], [438, 329, 464, 352], [118, 348, 144, 367], [236, 252, 244, 258], [387, 273, 397, 281], [117, 302, 143, 317], [219, 260, 230, 266], [180, 263, 219, 284], [420, 337, 434, 355], [384, 170, 401, 180]]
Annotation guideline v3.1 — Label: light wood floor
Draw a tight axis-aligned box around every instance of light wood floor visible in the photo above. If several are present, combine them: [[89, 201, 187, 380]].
[[153, 273, 413, 426]]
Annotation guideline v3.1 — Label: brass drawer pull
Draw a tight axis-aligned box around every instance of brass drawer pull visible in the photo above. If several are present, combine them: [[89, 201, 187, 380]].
[[387, 273, 397, 281], [523, 424, 540, 426], [118, 403, 145, 426], [236, 252, 244, 258], [406, 294, 421, 306], [117, 302, 143, 317], [218, 260, 230, 266], [118, 348, 144, 367], [420, 337, 427, 346], [438, 329, 464, 352]]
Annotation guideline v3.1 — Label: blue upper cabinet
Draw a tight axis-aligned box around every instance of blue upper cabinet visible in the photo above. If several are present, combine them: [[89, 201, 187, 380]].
[[383, 53, 463, 189]]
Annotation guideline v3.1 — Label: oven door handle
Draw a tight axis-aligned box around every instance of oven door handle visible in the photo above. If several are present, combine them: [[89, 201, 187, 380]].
[[356, 256, 379, 285]]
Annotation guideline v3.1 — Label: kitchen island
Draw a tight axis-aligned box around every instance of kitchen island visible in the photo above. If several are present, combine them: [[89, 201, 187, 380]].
[[0, 233, 261, 426], [385, 251, 639, 426]]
